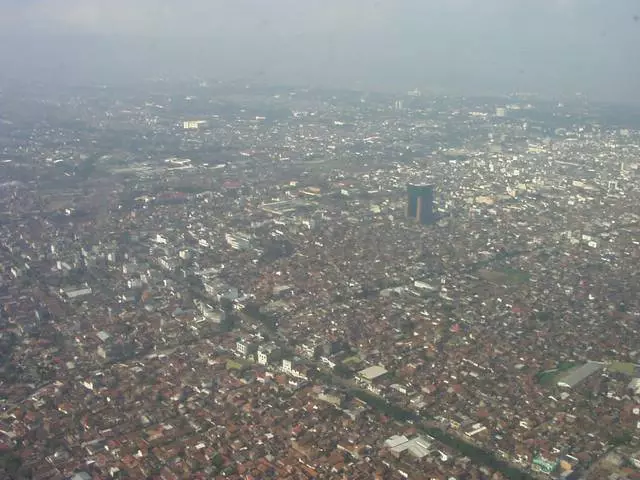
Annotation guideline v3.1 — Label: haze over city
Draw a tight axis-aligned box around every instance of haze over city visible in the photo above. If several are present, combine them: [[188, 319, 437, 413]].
[[1, 0, 640, 102], [1, 1, 640, 480]]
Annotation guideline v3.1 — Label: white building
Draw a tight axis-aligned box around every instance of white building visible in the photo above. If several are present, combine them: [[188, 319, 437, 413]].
[[282, 359, 293, 374], [257, 344, 281, 366], [61, 285, 93, 301], [236, 339, 257, 358], [384, 435, 433, 459], [158, 257, 175, 271], [194, 299, 225, 324], [282, 358, 308, 379], [225, 232, 252, 251], [628, 378, 640, 396], [183, 120, 207, 130]]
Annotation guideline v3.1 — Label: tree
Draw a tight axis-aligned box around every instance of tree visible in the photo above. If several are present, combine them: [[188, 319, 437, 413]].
[[334, 364, 353, 379], [211, 453, 224, 468], [0, 451, 22, 478]]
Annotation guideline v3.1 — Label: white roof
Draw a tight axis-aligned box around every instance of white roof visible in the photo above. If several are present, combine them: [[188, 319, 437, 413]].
[[556, 361, 605, 388], [97, 331, 111, 342], [65, 287, 92, 298], [388, 435, 432, 459], [406, 438, 431, 459], [358, 365, 388, 380], [384, 435, 408, 448]]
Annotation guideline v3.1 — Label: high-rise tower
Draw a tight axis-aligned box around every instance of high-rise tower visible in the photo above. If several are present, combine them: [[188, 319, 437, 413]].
[[407, 184, 435, 225]]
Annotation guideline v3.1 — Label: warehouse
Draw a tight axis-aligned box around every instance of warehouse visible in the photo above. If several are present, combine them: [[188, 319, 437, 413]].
[[557, 361, 605, 389]]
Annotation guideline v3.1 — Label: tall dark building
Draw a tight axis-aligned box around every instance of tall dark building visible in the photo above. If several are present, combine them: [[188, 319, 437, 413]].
[[406, 184, 435, 225]]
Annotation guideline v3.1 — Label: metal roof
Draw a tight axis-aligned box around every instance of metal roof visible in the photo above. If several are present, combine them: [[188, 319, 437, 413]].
[[557, 361, 605, 388], [357, 365, 388, 381]]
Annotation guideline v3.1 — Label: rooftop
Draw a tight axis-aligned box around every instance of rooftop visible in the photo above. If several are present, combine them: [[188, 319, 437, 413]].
[[358, 365, 388, 381], [557, 361, 606, 389]]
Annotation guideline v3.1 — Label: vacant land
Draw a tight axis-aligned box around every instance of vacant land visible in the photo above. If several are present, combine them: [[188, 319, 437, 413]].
[[479, 267, 530, 285]]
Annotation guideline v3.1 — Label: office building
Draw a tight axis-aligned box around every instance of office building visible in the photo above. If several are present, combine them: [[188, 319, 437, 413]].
[[183, 120, 207, 130], [406, 184, 435, 225]]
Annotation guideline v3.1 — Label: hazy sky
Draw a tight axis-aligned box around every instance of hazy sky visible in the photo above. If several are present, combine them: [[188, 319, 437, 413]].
[[1, 0, 639, 101]]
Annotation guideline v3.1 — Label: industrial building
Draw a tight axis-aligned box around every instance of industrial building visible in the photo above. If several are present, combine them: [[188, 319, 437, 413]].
[[384, 434, 433, 459], [357, 365, 388, 383], [556, 361, 606, 389]]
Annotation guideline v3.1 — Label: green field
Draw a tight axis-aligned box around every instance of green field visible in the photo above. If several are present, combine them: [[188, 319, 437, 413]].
[[536, 369, 559, 386], [535, 361, 577, 386], [607, 361, 637, 376], [226, 359, 243, 370], [479, 268, 530, 285], [499, 267, 531, 284], [343, 355, 362, 365]]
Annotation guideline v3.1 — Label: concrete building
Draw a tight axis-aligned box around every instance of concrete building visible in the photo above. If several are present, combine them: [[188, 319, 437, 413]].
[[226, 232, 252, 251], [357, 365, 388, 383], [257, 343, 281, 366], [183, 120, 207, 130], [406, 184, 435, 225], [236, 339, 258, 358], [384, 434, 433, 459]]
